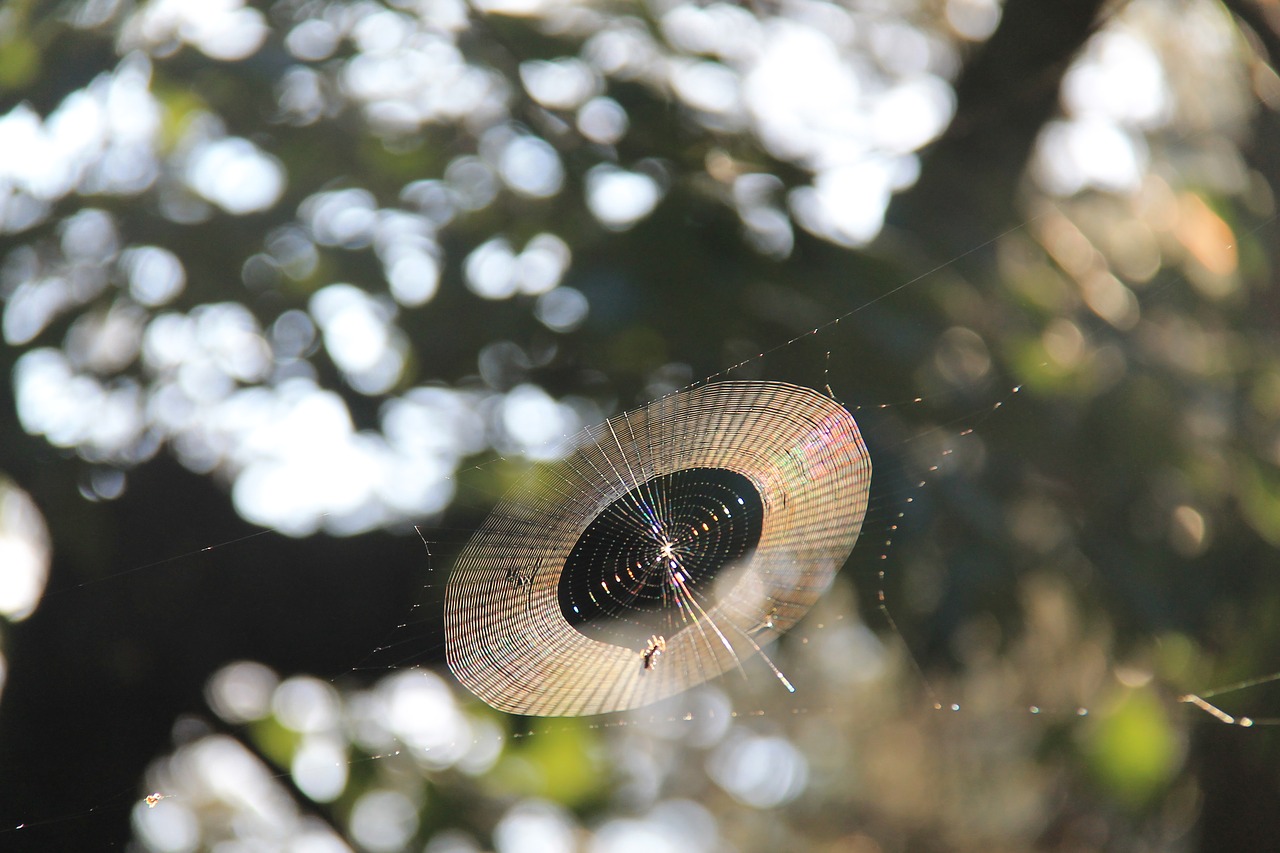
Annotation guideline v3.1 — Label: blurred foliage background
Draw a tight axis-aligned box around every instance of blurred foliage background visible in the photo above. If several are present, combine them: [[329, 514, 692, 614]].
[[2, 0, 1280, 850]]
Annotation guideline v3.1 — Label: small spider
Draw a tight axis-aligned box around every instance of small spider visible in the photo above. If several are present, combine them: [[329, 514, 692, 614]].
[[749, 606, 779, 635], [144, 792, 169, 808], [506, 557, 540, 586], [642, 635, 667, 670]]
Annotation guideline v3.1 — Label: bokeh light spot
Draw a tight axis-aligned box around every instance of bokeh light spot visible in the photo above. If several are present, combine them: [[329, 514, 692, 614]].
[[186, 137, 285, 215], [0, 480, 50, 622], [585, 165, 661, 230]]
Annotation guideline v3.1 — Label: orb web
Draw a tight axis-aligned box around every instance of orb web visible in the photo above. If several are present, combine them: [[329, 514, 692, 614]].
[[444, 381, 872, 716], [560, 467, 765, 647]]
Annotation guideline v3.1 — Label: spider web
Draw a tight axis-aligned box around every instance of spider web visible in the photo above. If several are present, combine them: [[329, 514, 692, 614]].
[[4, 4, 1279, 847], [444, 381, 871, 715]]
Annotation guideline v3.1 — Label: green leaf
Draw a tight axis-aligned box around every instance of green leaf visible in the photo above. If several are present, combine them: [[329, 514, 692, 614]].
[[1082, 687, 1181, 807]]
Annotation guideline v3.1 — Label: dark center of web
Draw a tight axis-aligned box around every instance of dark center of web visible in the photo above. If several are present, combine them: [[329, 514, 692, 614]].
[[559, 467, 764, 648]]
